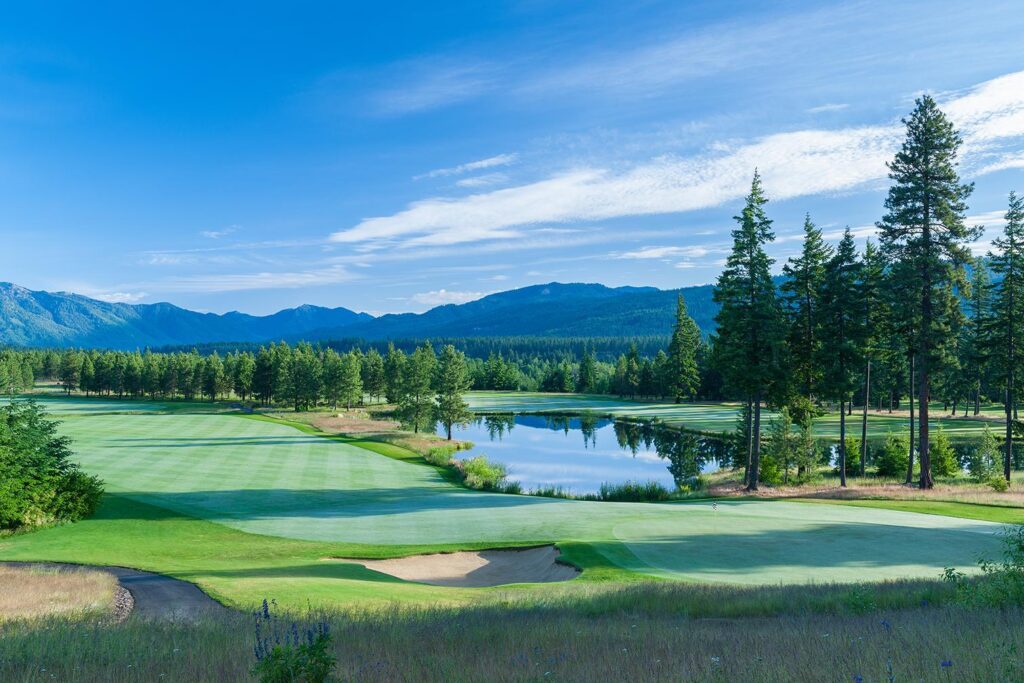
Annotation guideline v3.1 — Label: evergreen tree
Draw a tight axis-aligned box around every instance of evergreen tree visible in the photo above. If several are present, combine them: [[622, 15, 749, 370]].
[[578, 348, 597, 394], [712, 171, 787, 491], [434, 345, 473, 440], [361, 348, 386, 403], [665, 294, 701, 402], [383, 343, 407, 405], [398, 343, 436, 433], [877, 95, 978, 489], [339, 352, 363, 409], [989, 190, 1024, 483], [817, 228, 865, 487], [858, 240, 888, 475], [962, 259, 993, 416], [781, 214, 832, 402]]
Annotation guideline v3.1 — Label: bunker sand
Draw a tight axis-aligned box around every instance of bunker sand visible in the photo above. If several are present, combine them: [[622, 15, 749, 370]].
[[339, 546, 580, 587]]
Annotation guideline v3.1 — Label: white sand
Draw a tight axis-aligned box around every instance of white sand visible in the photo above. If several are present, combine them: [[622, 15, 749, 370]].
[[341, 546, 580, 587]]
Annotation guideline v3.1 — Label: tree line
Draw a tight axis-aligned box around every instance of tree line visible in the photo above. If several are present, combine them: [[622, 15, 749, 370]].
[[712, 95, 1023, 491]]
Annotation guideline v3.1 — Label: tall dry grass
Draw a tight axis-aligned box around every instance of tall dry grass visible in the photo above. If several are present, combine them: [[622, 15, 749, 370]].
[[1, 601, 1021, 681], [0, 564, 117, 621]]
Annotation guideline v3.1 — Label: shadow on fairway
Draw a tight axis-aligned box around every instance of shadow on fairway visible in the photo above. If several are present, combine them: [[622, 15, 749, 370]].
[[616, 522, 1001, 576], [111, 486, 575, 520]]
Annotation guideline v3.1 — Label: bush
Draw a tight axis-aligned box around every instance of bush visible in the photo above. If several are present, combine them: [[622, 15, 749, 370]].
[[0, 400, 104, 531], [945, 526, 1024, 607], [930, 427, 958, 477], [597, 480, 670, 502], [875, 432, 909, 478], [253, 599, 336, 683], [833, 436, 862, 478], [989, 475, 1010, 493], [968, 426, 1000, 481], [424, 445, 456, 466], [457, 455, 509, 491]]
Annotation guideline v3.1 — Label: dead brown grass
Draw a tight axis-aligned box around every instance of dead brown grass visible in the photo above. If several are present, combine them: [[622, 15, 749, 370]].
[[707, 474, 1024, 506], [281, 408, 471, 457], [0, 564, 117, 621]]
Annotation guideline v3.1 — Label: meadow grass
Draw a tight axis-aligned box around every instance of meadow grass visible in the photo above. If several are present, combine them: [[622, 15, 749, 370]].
[[0, 565, 117, 622], [2, 600, 1022, 681]]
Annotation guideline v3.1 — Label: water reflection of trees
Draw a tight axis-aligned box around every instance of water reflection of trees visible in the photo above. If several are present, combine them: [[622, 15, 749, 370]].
[[482, 414, 516, 440], [612, 420, 735, 489]]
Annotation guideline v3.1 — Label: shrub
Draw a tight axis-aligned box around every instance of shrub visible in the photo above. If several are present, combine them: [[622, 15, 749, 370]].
[[597, 480, 670, 502], [424, 445, 456, 466], [0, 400, 104, 531], [930, 428, 958, 477], [944, 526, 1024, 607], [875, 432, 909, 478], [253, 599, 336, 683], [989, 475, 1010, 493], [833, 435, 861, 478], [457, 455, 508, 491], [968, 426, 1000, 481]]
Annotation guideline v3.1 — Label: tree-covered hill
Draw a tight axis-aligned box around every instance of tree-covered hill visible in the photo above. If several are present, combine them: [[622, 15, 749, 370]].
[[0, 281, 725, 349]]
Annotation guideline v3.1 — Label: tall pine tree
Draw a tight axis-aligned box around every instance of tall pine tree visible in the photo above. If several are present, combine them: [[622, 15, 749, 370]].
[[989, 191, 1024, 483], [877, 95, 978, 489], [666, 294, 701, 402], [713, 171, 787, 491], [781, 214, 832, 402], [817, 228, 865, 487]]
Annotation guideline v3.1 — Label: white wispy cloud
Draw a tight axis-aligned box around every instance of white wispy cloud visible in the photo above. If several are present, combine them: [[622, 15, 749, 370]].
[[410, 288, 488, 306], [92, 291, 148, 304], [415, 153, 518, 180], [807, 103, 849, 114], [614, 245, 717, 259], [149, 265, 356, 293], [456, 172, 509, 188], [372, 61, 499, 115], [331, 70, 1024, 250], [200, 225, 239, 239]]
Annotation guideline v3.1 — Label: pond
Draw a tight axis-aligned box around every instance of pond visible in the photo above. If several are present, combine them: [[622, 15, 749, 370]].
[[441, 414, 732, 495]]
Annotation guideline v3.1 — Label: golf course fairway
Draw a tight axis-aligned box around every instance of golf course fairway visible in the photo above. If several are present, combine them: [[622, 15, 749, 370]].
[[0, 398, 1005, 607]]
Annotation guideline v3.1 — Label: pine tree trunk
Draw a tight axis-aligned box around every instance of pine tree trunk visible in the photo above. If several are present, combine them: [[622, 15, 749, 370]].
[[839, 401, 847, 487], [919, 349, 933, 489], [1007, 381, 1015, 482], [906, 354, 916, 485], [975, 388, 981, 416], [861, 360, 871, 477], [747, 393, 762, 492], [743, 396, 753, 486]]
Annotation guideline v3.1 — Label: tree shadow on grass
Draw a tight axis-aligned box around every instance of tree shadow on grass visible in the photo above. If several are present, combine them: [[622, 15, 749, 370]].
[[615, 521, 1002, 577]]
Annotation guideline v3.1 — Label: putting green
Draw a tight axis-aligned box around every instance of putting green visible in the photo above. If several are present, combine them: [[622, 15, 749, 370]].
[[37, 404, 1002, 585], [466, 391, 1002, 440]]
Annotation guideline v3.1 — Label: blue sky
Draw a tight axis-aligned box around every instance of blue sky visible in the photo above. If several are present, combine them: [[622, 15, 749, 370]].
[[2, 1, 1023, 315]]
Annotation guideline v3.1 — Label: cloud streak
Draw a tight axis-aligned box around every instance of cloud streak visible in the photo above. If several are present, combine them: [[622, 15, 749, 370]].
[[331, 70, 1024, 250]]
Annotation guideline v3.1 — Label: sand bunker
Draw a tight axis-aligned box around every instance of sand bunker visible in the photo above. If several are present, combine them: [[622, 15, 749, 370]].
[[342, 546, 579, 587]]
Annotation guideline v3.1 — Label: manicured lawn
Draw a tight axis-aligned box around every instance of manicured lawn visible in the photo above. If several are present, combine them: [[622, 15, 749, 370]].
[[0, 399, 1006, 609], [465, 391, 1003, 440]]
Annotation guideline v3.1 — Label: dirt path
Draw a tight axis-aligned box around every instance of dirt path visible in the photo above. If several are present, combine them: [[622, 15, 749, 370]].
[[2, 562, 227, 621], [338, 545, 580, 587]]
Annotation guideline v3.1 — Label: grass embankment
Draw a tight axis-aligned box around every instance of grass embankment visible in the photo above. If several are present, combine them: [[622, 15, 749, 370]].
[[0, 564, 118, 621]]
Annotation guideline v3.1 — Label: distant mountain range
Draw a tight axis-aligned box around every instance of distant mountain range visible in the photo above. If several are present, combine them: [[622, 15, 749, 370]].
[[0, 281, 722, 350]]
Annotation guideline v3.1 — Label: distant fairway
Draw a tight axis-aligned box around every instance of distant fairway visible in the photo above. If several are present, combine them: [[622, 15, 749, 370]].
[[466, 391, 1002, 441], [21, 404, 1001, 587]]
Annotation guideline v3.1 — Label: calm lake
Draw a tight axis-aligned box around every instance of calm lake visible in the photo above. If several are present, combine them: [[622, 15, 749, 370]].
[[441, 414, 730, 495]]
